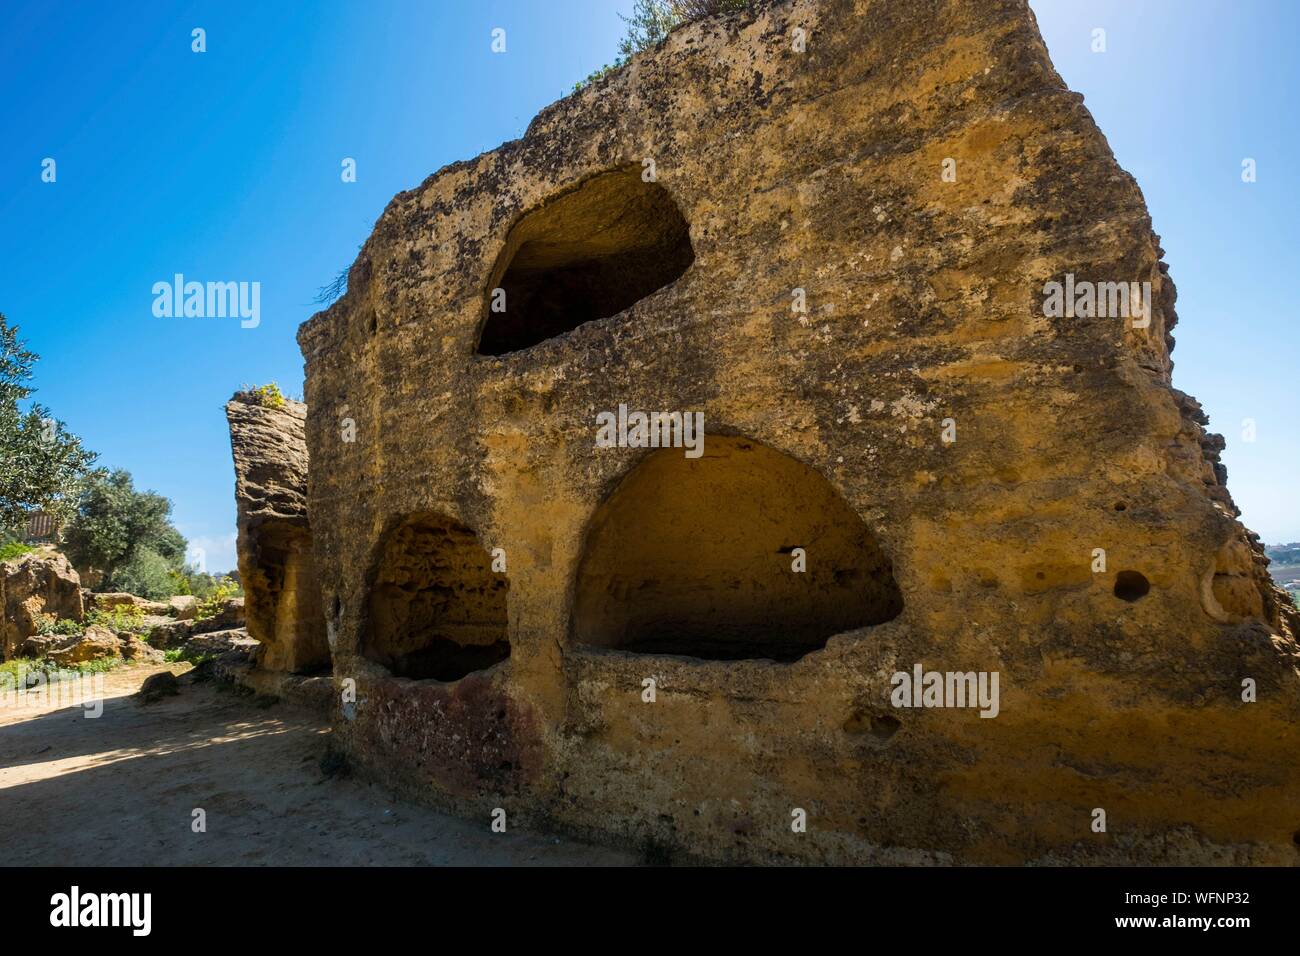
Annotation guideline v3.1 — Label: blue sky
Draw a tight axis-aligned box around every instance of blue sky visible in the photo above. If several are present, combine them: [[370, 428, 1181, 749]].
[[0, 1, 1295, 574]]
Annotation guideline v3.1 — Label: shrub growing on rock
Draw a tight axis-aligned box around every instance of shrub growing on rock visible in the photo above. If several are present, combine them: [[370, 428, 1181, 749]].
[[245, 382, 286, 409], [195, 577, 241, 619], [86, 604, 148, 634], [574, 0, 751, 91], [35, 613, 82, 637], [0, 540, 33, 561]]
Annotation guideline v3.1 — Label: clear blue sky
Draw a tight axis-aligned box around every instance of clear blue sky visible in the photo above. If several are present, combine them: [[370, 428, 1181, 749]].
[[1, 1, 1296, 574]]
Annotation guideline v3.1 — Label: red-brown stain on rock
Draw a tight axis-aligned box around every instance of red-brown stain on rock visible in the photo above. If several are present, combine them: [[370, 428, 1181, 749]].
[[362, 672, 542, 797]]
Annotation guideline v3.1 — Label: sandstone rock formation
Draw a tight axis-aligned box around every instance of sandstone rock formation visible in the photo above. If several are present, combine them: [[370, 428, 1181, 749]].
[[226, 393, 327, 672], [21, 623, 163, 665], [46, 624, 123, 666], [1, 551, 84, 660], [137, 670, 180, 703], [120, 634, 165, 664], [146, 597, 246, 649], [180, 628, 258, 668], [282, 0, 1299, 863], [168, 595, 199, 620]]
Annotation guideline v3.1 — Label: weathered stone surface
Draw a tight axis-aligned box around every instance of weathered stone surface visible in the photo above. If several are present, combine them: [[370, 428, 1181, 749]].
[[237, 668, 334, 714], [182, 627, 258, 662], [147, 619, 191, 650], [19, 634, 61, 659], [46, 624, 122, 666], [226, 394, 328, 673], [1, 551, 84, 660], [146, 598, 246, 649], [120, 635, 165, 663], [135, 614, 173, 634], [168, 595, 199, 620], [137, 670, 180, 703], [207, 597, 245, 629], [289, 0, 1300, 863]]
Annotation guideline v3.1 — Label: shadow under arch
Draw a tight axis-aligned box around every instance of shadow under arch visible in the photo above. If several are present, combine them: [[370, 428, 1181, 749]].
[[570, 435, 903, 662], [474, 164, 695, 356], [360, 512, 509, 681]]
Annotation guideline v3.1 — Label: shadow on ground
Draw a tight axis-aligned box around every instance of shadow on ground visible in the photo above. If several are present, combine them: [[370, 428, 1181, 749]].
[[0, 667, 634, 866]]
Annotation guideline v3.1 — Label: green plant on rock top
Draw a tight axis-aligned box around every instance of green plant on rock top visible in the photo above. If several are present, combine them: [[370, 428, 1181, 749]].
[[0, 540, 34, 561], [164, 646, 212, 666], [195, 576, 239, 620], [35, 612, 83, 637], [246, 382, 286, 409], [87, 603, 148, 634]]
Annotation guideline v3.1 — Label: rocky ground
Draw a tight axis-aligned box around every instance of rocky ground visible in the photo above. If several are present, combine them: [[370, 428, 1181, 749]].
[[0, 661, 634, 866]]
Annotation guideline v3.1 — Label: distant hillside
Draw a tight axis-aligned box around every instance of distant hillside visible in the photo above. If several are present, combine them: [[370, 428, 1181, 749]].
[[1265, 542, 1300, 598]]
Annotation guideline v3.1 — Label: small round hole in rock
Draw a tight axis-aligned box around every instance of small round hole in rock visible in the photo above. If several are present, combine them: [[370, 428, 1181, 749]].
[[1114, 570, 1150, 602], [1114, 502, 1127, 512]]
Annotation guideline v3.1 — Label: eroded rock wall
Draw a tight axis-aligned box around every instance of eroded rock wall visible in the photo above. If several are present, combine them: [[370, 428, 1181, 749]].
[[1, 551, 83, 660], [297, 0, 1300, 863], [226, 393, 328, 673]]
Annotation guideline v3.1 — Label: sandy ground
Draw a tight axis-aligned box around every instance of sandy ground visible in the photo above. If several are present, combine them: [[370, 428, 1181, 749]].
[[0, 663, 636, 866]]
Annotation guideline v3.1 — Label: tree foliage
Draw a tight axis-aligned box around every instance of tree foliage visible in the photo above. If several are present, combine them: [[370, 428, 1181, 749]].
[[111, 547, 177, 601], [62, 469, 187, 587], [0, 313, 97, 532], [616, 0, 684, 60]]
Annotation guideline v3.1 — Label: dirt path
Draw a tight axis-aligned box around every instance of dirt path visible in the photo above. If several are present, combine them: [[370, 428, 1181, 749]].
[[0, 663, 635, 866]]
